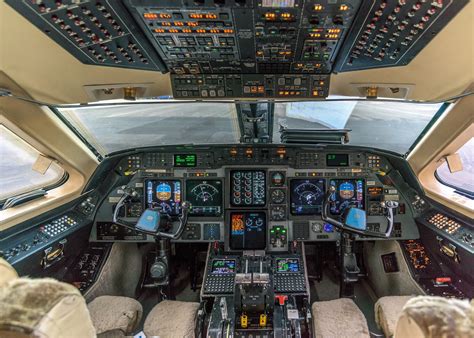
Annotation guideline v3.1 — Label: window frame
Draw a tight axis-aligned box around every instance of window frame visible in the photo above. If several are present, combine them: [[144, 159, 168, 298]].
[[434, 139, 474, 199], [0, 126, 69, 207]]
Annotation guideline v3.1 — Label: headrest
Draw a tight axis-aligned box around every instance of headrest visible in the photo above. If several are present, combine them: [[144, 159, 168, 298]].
[[0, 278, 95, 337], [0, 258, 18, 287], [395, 295, 473, 338]]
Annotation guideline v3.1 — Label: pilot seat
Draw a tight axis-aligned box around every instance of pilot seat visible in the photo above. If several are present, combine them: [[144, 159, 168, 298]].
[[0, 257, 199, 337]]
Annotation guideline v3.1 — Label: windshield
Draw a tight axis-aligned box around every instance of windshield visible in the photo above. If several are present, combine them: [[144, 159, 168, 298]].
[[56, 99, 444, 156]]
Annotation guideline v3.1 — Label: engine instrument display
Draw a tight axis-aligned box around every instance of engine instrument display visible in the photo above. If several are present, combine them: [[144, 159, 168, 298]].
[[211, 259, 236, 274], [145, 180, 182, 216], [186, 180, 222, 217], [276, 258, 300, 273], [230, 170, 266, 207], [329, 179, 364, 215], [229, 212, 266, 250], [290, 179, 326, 215]]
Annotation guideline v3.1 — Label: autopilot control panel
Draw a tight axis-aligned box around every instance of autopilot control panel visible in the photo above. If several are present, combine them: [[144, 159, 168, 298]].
[[7, 0, 469, 99]]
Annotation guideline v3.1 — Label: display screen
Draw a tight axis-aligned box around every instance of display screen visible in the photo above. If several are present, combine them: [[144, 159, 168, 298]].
[[211, 259, 236, 274], [145, 180, 182, 215], [186, 180, 222, 217], [326, 154, 349, 167], [262, 0, 295, 7], [229, 212, 266, 250], [174, 154, 197, 167], [329, 179, 365, 215], [290, 179, 326, 215], [230, 170, 266, 207], [276, 258, 300, 273]]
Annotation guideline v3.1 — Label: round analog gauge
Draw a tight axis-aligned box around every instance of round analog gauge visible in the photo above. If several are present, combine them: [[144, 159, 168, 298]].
[[311, 222, 323, 233], [271, 172, 285, 186], [190, 183, 219, 203], [294, 182, 324, 206], [271, 206, 286, 221], [271, 189, 286, 204]]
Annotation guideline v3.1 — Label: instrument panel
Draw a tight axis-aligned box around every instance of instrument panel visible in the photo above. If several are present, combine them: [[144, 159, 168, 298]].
[[90, 145, 419, 248]]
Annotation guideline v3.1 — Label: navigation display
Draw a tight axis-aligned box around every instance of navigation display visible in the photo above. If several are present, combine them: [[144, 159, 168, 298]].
[[186, 180, 222, 217], [230, 170, 266, 207], [211, 259, 236, 274], [290, 179, 325, 215], [229, 212, 266, 250], [329, 179, 364, 215], [145, 180, 182, 216], [276, 258, 300, 273]]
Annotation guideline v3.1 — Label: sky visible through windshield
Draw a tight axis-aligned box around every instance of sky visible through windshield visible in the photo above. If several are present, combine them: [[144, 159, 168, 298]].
[[57, 100, 443, 155]]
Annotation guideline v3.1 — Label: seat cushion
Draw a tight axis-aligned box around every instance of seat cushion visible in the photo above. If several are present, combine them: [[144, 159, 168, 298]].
[[312, 298, 370, 338], [144, 300, 200, 338], [375, 296, 413, 337], [87, 295, 143, 335]]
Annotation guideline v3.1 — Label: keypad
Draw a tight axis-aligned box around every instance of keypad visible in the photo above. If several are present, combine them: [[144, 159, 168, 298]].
[[40, 216, 78, 238], [204, 275, 235, 294], [427, 213, 461, 235], [274, 274, 306, 293]]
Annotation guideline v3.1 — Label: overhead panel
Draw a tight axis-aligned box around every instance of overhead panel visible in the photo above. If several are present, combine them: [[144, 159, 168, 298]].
[[5, 0, 470, 99], [334, 0, 469, 72], [124, 0, 361, 98], [5, 0, 167, 71]]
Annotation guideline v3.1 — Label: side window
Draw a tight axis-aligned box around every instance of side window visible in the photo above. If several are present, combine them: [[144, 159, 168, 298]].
[[0, 126, 66, 202], [436, 137, 474, 197]]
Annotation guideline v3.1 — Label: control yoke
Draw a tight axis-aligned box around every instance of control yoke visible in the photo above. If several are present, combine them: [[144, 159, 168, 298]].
[[322, 186, 398, 238], [113, 186, 190, 240]]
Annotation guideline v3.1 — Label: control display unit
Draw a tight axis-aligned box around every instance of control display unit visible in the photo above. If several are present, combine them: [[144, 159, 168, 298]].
[[290, 179, 325, 215], [211, 259, 236, 274], [145, 180, 182, 215], [329, 179, 364, 215], [186, 180, 223, 217], [174, 154, 197, 167], [326, 154, 349, 167], [230, 170, 266, 207], [229, 212, 266, 250], [276, 258, 300, 273]]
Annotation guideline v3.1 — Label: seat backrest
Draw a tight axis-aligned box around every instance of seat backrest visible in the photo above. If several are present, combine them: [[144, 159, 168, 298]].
[[394, 296, 473, 338], [0, 258, 96, 338]]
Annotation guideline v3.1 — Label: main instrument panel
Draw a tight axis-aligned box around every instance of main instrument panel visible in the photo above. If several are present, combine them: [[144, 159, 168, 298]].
[[7, 0, 468, 99], [90, 145, 420, 249]]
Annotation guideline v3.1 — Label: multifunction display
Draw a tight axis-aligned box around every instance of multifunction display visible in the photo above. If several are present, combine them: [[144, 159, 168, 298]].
[[276, 258, 300, 273], [326, 154, 349, 167], [145, 180, 182, 215], [290, 179, 325, 215], [229, 212, 266, 250], [186, 180, 222, 217], [329, 179, 364, 215], [211, 259, 236, 274], [174, 154, 196, 167], [230, 170, 266, 207]]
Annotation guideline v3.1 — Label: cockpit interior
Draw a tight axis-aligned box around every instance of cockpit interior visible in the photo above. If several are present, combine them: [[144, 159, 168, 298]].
[[0, 0, 473, 337]]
